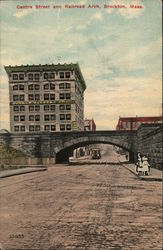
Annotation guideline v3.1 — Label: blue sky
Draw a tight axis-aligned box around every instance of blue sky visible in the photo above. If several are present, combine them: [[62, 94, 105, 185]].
[[0, 0, 162, 130]]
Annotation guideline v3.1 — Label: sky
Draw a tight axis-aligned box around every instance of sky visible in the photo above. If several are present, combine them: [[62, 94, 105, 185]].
[[0, 0, 162, 130]]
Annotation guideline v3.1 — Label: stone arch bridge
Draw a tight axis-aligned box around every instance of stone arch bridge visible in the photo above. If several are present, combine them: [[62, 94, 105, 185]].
[[0, 130, 137, 164]]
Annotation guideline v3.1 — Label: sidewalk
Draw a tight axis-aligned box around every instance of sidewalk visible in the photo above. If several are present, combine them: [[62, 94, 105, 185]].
[[0, 166, 48, 179], [122, 163, 162, 182]]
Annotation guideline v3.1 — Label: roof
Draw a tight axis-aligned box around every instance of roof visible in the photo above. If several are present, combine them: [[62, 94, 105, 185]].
[[4, 63, 86, 90], [118, 116, 162, 121]]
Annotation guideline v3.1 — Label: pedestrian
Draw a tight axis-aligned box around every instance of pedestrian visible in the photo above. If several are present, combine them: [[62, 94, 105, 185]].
[[136, 152, 142, 173], [142, 156, 150, 176]]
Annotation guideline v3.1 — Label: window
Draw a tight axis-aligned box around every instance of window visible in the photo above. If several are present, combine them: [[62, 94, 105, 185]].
[[35, 94, 40, 101], [44, 73, 48, 79], [59, 83, 64, 89], [59, 105, 65, 110], [60, 124, 65, 131], [50, 83, 55, 90], [51, 114, 56, 121], [44, 84, 49, 90], [14, 116, 19, 121], [14, 106, 19, 112], [29, 115, 34, 121], [20, 106, 25, 112], [50, 94, 55, 100], [59, 72, 64, 79], [44, 105, 49, 111], [35, 105, 40, 111], [128, 122, 131, 129], [51, 125, 56, 131], [44, 94, 49, 100], [13, 95, 18, 101], [20, 115, 25, 121], [28, 74, 33, 80], [50, 105, 55, 111], [34, 74, 39, 80], [28, 84, 34, 90], [59, 93, 65, 99], [66, 124, 71, 131], [13, 85, 18, 90], [19, 84, 24, 90], [19, 74, 24, 80], [35, 84, 40, 90], [14, 126, 19, 132], [66, 104, 71, 110], [20, 126, 25, 132], [29, 125, 34, 132], [35, 115, 40, 121], [44, 115, 49, 121], [44, 125, 50, 131], [50, 73, 54, 79], [66, 83, 71, 89], [29, 94, 34, 101], [29, 106, 34, 112], [65, 72, 70, 78], [66, 93, 71, 99], [13, 74, 18, 80], [35, 125, 40, 131], [66, 114, 71, 120], [60, 114, 65, 120], [20, 95, 24, 101]]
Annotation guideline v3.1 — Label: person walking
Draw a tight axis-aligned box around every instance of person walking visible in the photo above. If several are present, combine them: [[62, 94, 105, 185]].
[[142, 156, 150, 176], [136, 152, 142, 173]]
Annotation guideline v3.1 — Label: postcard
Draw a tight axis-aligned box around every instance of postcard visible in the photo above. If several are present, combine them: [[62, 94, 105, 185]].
[[0, 0, 162, 249]]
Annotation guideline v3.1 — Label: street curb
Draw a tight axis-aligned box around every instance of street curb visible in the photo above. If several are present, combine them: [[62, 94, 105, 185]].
[[122, 164, 162, 182], [0, 168, 47, 179]]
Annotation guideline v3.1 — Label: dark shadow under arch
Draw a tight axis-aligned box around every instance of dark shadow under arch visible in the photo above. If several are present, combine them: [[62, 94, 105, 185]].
[[56, 141, 135, 164]]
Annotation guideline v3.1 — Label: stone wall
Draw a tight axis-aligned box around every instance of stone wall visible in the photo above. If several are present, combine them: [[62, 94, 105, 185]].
[[137, 124, 163, 169], [0, 130, 137, 164], [0, 128, 162, 167]]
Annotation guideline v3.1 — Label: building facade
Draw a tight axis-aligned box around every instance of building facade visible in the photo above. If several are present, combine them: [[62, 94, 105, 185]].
[[116, 116, 162, 131], [5, 63, 86, 132], [84, 118, 96, 131]]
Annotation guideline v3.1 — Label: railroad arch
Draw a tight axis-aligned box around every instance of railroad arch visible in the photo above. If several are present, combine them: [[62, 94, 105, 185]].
[[54, 135, 137, 163]]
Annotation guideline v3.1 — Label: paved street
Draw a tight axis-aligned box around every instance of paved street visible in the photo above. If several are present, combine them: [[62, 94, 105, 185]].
[[0, 151, 162, 250]]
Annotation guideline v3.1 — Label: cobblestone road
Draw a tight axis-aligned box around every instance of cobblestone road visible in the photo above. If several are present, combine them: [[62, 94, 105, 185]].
[[0, 161, 162, 250]]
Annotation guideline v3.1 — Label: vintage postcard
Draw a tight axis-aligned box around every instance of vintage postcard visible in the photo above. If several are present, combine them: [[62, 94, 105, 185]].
[[0, 0, 162, 249]]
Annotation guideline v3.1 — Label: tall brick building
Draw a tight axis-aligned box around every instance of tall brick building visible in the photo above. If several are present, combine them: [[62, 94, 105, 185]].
[[5, 63, 86, 132]]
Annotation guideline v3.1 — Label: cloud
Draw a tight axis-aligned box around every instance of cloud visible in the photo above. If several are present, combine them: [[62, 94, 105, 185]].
[[0, 0, 161, 130], [105, 0, 145, 19], [0, 88, 10, 130], [13, 8, 37, 18], [92, 12, 103, 21], [84, 77, 161, 129]]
